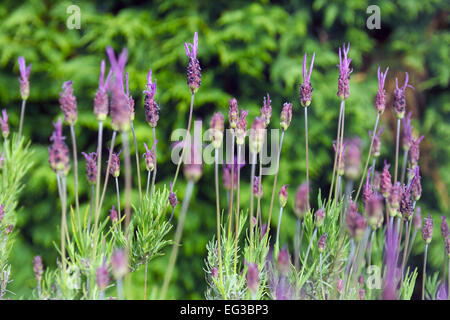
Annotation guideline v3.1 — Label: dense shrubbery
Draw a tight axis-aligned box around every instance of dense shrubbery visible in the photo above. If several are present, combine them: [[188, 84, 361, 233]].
[[0, 0, 448, 299]]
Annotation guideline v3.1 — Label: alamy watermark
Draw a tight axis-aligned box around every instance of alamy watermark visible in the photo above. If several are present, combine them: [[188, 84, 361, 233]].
[[66, 5, 81, 30], [366, 5, 381, 30]]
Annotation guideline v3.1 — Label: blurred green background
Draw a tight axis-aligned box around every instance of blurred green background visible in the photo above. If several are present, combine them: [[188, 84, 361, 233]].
[[0, 0, 448, 299]]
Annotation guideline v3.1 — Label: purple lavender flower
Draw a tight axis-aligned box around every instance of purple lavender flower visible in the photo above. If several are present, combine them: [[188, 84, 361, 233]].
[[169, 182, 178, 208], [210, 112, 224, 149], [344, 138, 361, 181], [366, 192, 384, 229], [59, 81, 77, 125], [0, 110, 9, 138], [106, 47, 131, 132], [111, 249, 128, 279], [294, 183, 309, 219], [222, 156, 244, 190], [400, 183, 414, 220], [333, 140, 347, 176], [96, 263, 110, 290], [275, 276, 293, 300], [393, 73, 413, 119], [94, 60, 110, 121], [125, 72, 135, 121], [211, 267, 218, 279], [445, 236, 450, 257], [388, 182, 402, 218], [337, 43, 352, 100], [299, 52, 315, 107], [382, 226, 401, 300], [33, 256, 43, 282], [380, 160, 392, 198], [183, 140, 203, 182], [110, 205, 118, 222], [235, 109, 248, 145], [5, 224, 14, 235], [317, 233, 327, 253], [337, 278, 344, 294], [278, 185, 288, 208], [375, 67, 389, 113], [18, 56, 31, 100], [346, 201, 366, 241], [109, 149, 121, 178], [422, 214, 433, 244], [280, 102, 293, 131], [143, 140, 157, 172], [402, 112, 413, 151], [369, 126, 384, 158], [435, 282, 448, 300], [228, 98, 239, 129], [277, 247, 290, 276], [48, 119, 70, 175], [144, 68, 159, 128], [249, 116, 265, 154], [315, 208, 326, 227], [185, 32, 201, 93], [441, 216, 449, 239], [409, 166, 422, 201], [253, 176, 263, 198], [81, 152, 97, 184], [363, 167, 374, 206], [408, 135, 424, 169], [260, 94, 272, 127], [246, 262, 259, 294], [413, 206, 422, 230]]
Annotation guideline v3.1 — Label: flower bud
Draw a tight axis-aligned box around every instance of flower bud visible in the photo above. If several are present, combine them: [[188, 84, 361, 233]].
[[278, 185, 288, 208], [33, 256, 44, 283], [109, 150, 121, 178], [422, 214, 433, 244], [235, 109, 248, 145], [280, 102, 292, 131], [400, 184, 414, 220], [143, 141, 157, 172], [294, 183, 308, 219], [185, 32, 201, 93], [169, 182, 178, 209], [260, 94, 272, 127], [380, 161, 392, 198], [253, 176, 263, 198], [375, 67, 389, 113], [408, 135, 424, 170], [366, 193, 384, 229], [18, 56, 31, 101], [59, 81, 78, 125], [228, 98, 239, 129], [277, 247, 290, 276], [337, 43, 352, 100], [246, 262, 259, 294], [393, 73, 411, 119], [111, 249, 128, 279], [299, 52, 315, 107], [388, 182, 402, 218], [441, 216, 449, 239], [318, 233, 327, 253], [0, 110, 9, 139], [249, 117, 265, 154], [94, 60, 110, 121], [81, 152, 97, 185], [96, 263, 110, 290], [315, 208, 325, 228], [210, 112, 224, 149], [337, 278, 344, 294], [109, 205, 118, 222], [344, 138, 361, 181]]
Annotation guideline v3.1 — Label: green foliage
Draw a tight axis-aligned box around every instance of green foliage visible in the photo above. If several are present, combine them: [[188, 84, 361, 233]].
[[400, 267, 418, 300]]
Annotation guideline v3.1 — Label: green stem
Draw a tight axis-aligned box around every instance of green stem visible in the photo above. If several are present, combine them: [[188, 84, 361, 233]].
[[276, 207, 284, 251], [422, 244, 428, 300], [329, 100, 344, 204], [98, 131, 117, 211], [70, 124, 80, 220], [115, 177, 121, 222], [227, 132, 235, 237], [131, 122, 143, 207], [304, 107, 310, 211], [234, 145, 243, 272], [267, 130, 284, 235], [150, 127, 157, 198], [247, 150, 256, 262], [17, 100, 26, 146], [214, 148, 224, 294]]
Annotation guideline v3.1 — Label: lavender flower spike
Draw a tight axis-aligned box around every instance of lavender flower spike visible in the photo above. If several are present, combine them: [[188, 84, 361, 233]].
[[0, 109, 9, 138], [235, 109, 249, 145], [144, 68, 159, 128], [246, 262, 260, 295], [48, 119, 70, 175], [185, 32, 201, 93], [33, 256, 43, 283], [96, 262, 110, 290], [94, 60, 111, 121], [369, 126, 384, 158], [393, 72, 413, 119], [169, 182, 178, 208], [280, 102, 293, 131], [143, 140, 158, 172], [408, 135, 424, 169], [109, 149, 121, 178], [375, 67, 389, 113], [18, 56, 31, 100], [337, 43, 352, 100], [260, 94, 272, 127], [59, 81, 78, 125], [299, 52, 315, 107], [81, 152, 98, 184], [422, 214, 433, 244], [402, 112, 413, 151]]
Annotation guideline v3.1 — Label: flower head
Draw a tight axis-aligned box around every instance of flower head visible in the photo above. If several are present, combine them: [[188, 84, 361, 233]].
[[125, 72, 135, 121], [59, 81, 78, 125], [235, 109, 248, 145], [315, 208, 326, 228], [94, 60, 111, 121], [249, 116, 265, 154], [48, 119, 70, 175], [253, 176, 263, 198], [81, 152, 98, 184], [393, 72, 413, 119], [185, 32, 201, 93], [33, 256, 44, 283], [246, 262, 260, 294], [380, 160, 392, 198], [346, 201, 366, 241], [109, 205, 118, 222], [260, 94, 272, 127], [366, 192, 384, 229], [441, 216, 449, 239], [144, 68, 159, 128], [210, 112, 224, 149], [375, 67, 389, 113], [299, 52, 315, 107], [96, 262, 110, 290], [18, 56, 31, 100], [409, 166, 422, 201], [337, 43, 352, 100], [109, 149, 121, 178], [143, 140, 157, 172], [344, 138, 361, 181], [0, 109, 9, 138], [408, 135, 424, 169], [277, 247, 291, 276], [400, 183, 414, 220], [422, 214, 433, 244], [278, 185, 288, 208], [106, 47, 131, 132], [0, 204, 5, 224], [294, 183, 309, 219], [280, 102, 293, 131], [111, 249, 128, 279], [169, 182, 178, 208], [318, 233, 327, 253], [228, 98, 239, 129], [369, 126, 384, 158], [388, 182, 402, 218]]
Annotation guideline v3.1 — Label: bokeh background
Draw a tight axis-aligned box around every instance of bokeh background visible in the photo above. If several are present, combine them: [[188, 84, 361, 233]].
[[0, 0, 448, 299]]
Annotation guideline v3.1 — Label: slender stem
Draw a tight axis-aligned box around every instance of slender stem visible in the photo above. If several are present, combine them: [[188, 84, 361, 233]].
[[294, 218, 302, 270], [234, 145, 243, 272], [227, 132, 235, 236], [276, 207, 284, 251], [401, 221, 411, 280], [355, 113, 380, 201], [247, 151, 256, 262], [267, 130, 285, 234], [146, 170, 151, 198], [256, 153, 263, 230], [345, 241, 361, 297], [144, 255, 149, 300], [122, 132, 132, 239], [422, 244, 428, 300], [394, 119, 401, 184], [58, 174, 67, 274], [98, 131, 117, 211], [172, 93, 195, 188], [87, 185, 94, 231], [115, 177, 121, 220], [334, 102, 346, 202], [70, 124, 80, 220], [329, 101, 344, 204], [131, 122, 143, 206], [214, 149, 224, 292], [93, 121, 103, 240], [368, 230, 375, 268], [304, 107, 310, 211], [406, 229, 417, 262], [17, 100, 26, 146], [151, 127, 157, 198], [117, 278, 124, 300], [160, 180, 194, 299], [400, 149, 408, 184]]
